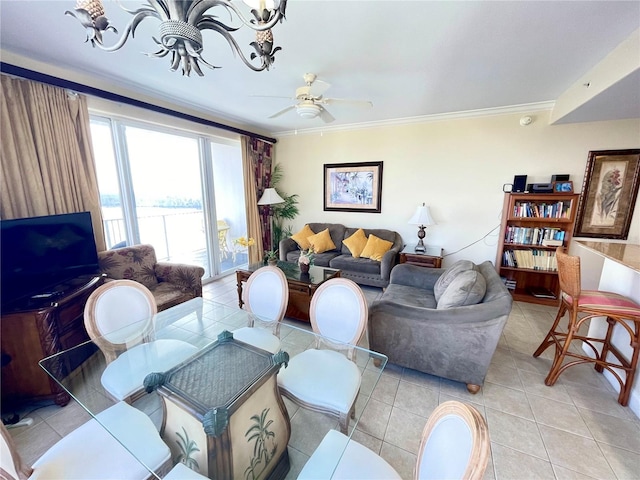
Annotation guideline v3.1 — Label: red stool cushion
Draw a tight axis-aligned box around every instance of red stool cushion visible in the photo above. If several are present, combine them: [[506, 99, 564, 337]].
[[564, 290, 640, 317]]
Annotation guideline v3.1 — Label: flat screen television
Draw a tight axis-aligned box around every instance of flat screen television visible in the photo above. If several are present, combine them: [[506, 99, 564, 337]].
[[1, 212, 100, 308]]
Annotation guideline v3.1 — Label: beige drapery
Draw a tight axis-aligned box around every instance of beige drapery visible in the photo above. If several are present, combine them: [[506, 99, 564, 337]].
[[0, 75, 105, 251], [241, 136, 264, 263]]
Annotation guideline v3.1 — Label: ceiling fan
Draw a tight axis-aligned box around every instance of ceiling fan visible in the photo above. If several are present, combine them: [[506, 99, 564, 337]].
[[257, 73, 373, 123]]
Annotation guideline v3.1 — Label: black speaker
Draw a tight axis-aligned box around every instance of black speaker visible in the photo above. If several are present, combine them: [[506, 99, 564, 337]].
[[513, 175, 527, 193], [551, 174, 570, 182]]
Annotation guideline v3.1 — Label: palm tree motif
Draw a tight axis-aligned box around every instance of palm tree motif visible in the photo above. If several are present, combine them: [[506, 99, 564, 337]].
[[244, 408, 277, 480], [175, 427, 200, 471], [597, 167, 623, 221]]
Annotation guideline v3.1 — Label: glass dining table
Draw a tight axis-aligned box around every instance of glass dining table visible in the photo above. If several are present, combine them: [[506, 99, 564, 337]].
[[39, 297, 387, 479]]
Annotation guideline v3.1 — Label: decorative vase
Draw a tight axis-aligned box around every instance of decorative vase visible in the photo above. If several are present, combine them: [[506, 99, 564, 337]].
[[299, 263, 309, 273]]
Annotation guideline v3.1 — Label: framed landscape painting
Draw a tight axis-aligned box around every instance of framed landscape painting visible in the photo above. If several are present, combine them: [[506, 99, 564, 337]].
[[324, 161, 383, 213], [574, 149, 640, 239]]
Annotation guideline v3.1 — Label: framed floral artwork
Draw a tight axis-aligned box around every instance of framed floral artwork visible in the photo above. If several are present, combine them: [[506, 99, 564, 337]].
[[574, 149, 640, 239], [323, 161, 383, 213]]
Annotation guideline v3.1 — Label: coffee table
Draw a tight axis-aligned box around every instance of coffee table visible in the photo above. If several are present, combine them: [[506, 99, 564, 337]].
[[236, 261, 341, 322]]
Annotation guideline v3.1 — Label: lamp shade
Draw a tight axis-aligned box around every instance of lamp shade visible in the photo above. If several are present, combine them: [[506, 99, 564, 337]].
[[257, 188, 285, 205], [408, 204, 436, 226]]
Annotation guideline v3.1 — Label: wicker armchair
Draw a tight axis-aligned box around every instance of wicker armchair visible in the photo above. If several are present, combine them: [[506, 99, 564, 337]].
[[97, 244, 205, 311]]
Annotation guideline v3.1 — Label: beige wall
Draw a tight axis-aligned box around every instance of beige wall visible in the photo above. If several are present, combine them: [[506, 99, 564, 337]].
[[274, 112, 640, 267]]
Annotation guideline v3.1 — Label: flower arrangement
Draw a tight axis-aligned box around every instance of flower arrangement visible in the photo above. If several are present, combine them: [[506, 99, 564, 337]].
[[298, 247, 314, 266], [234, 236, 255, 248]]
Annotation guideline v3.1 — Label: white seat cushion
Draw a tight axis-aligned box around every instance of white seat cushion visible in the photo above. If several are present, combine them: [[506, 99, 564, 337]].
[[299, 430, 401, 480], [164, 462, 209, 479], [101, 339, 198, 400], [32, 401, 170, 479], [277, 349, 360, 413], [233, 326, 281, 353]]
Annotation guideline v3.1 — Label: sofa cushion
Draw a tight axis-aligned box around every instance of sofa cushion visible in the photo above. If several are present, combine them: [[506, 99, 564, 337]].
[[437, 270, 487, 309], [291, 224, 315, 250], [329, 255, 381, 275], [433, 260, 477, 302], [308, 228, 337, 254], [360, 234, 394, 261], [342, 229, 368, 258], [382, 283, 437, 309]]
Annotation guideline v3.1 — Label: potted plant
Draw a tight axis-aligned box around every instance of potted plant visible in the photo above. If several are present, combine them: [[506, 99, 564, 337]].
[[265, 250, 278, 266], [270, 163, 299, 247]]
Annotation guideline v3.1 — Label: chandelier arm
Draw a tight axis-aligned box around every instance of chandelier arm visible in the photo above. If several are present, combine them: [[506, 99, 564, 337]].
[[98, 11, 162, 52], [188, 0, 283, 31], [118, 0, 170, 21], [199, 21, 268, 71]]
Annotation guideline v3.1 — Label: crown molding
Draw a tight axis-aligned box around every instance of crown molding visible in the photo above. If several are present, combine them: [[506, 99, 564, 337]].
[[274, 101, 555, 137]]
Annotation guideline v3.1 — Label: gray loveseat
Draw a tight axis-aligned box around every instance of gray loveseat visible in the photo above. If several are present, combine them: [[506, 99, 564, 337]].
[[368, 261, 512, 393], [279, 223, 403, 288]]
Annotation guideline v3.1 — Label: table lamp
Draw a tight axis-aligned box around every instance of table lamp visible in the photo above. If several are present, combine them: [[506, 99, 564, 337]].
[[257, 187, 285, 252], [408, 203, 436, 253]]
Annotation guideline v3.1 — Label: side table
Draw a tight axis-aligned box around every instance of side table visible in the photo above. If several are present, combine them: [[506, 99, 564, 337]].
[[399, 245, 443, 268]]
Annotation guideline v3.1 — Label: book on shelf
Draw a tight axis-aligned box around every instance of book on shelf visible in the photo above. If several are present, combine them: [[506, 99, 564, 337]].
[[526, 286, 557, 299], [512, 201, 571, 219], [504, 227, 565, 246], [502, 249, 557, 271]]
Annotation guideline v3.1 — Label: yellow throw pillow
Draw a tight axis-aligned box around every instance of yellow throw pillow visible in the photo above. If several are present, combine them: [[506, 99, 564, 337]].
[[360, 234, 394, 261], [307, 228, 336, 254], [291, 224, 315, 250], [343, 228, 368, 258]]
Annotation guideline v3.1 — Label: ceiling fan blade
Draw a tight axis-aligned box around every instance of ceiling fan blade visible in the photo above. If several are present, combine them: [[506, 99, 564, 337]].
[[322, 98, 373, 108], [319, 107, 335, 123], [309, 79, 331, 98], [268, 105, 296, 118]]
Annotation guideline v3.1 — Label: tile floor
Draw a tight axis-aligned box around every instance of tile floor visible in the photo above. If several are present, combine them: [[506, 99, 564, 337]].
[[7, 273, 640, 479]]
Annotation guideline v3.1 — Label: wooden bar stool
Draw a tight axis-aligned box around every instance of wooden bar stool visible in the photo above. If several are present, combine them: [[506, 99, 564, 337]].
[[533, 247, 640, 406]]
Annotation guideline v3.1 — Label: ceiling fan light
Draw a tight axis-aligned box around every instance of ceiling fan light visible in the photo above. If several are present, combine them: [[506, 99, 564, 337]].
[[296, 103, 321, 119]]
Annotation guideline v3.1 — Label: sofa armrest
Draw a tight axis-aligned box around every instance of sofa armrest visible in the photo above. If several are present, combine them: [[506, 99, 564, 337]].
[[155, 262, 205, 297], [379, 245, 402, 281], [279, 237, 298, 261], [389, 264, 444, 289]]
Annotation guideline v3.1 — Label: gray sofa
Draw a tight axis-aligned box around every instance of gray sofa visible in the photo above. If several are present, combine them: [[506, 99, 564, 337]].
[[368, 261, 512, 393], [279, 223, 403, 288]]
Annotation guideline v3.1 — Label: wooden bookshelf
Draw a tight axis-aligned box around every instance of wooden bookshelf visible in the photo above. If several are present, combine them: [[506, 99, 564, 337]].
[[495, 192, 580, 306]]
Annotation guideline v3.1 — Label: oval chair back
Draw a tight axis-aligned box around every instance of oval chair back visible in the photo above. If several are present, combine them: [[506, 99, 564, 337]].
[[415, 401, 490, 480], [1, 421, 33, 479], [242, 266, 289, 326], [84, 279, 157, 363], [310, 278, 367, 349]]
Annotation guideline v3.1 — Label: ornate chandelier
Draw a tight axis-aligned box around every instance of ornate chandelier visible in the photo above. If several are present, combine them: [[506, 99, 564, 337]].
[[66, 0, 287, 76]]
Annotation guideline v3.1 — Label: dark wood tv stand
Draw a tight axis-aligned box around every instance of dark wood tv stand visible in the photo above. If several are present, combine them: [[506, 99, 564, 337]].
[[1, 273, 105, 410]]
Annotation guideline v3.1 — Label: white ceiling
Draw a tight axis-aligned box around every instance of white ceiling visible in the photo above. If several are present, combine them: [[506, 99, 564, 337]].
[[1, 1, 639, 136]]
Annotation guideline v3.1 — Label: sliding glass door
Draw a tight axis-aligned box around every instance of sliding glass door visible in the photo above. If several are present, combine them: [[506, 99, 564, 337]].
[[90, 116, 248, 281]]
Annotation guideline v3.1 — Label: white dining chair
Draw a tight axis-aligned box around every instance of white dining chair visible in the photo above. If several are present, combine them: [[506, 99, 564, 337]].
[[0, 401, 172, 480], [277, 278, 367, 434], [234, 265, 289, 354], [298, 400, 490, 480], [84, 280, 198, 403]]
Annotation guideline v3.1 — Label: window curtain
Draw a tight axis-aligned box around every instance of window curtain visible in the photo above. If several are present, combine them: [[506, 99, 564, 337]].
[[0, 75, 106, 251], [241, 136, 274, 263]]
